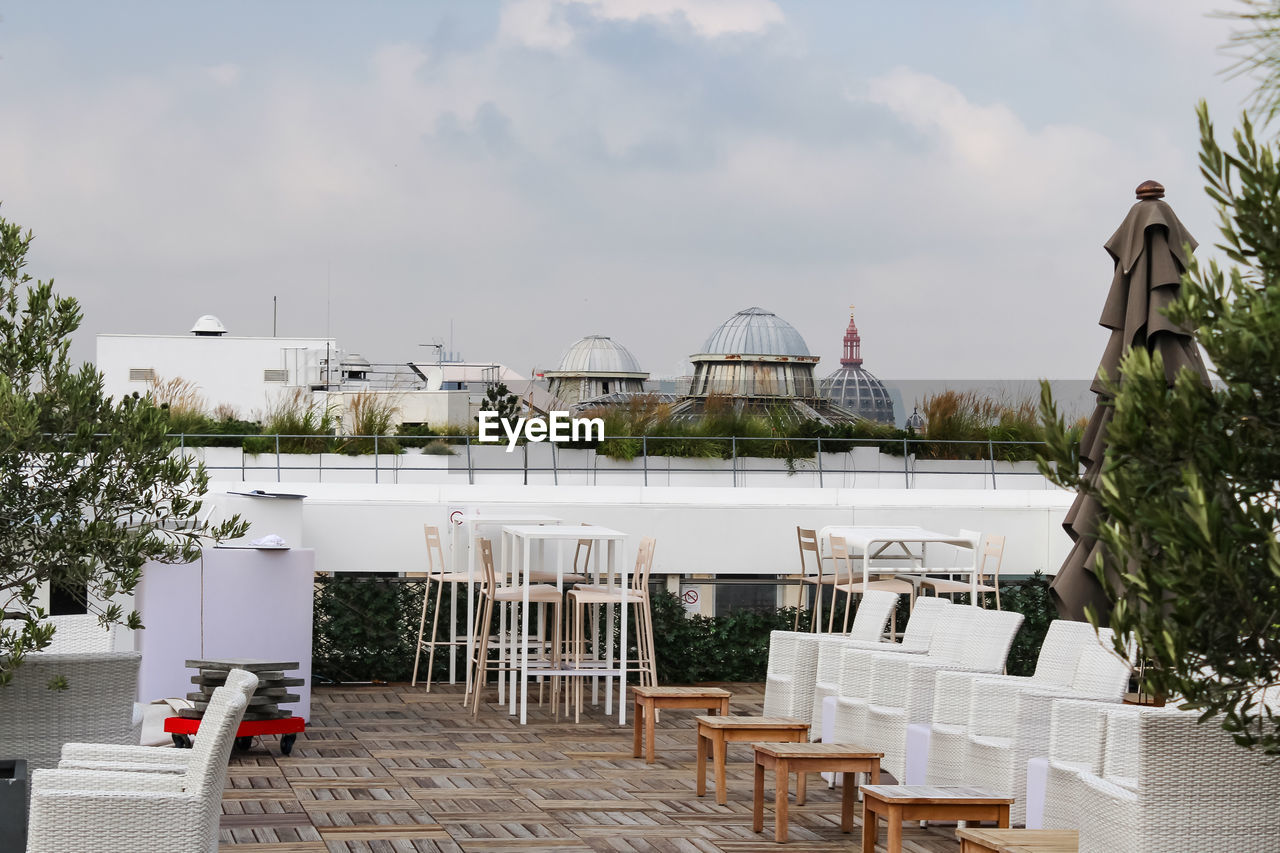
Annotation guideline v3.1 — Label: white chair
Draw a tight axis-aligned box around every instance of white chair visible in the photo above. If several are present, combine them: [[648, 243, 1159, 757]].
[[947, 630, 1133, 824], [857, 607, 1024, 780], [828, 536, 916, 633], [59, 669, 262, 773], [411, 524, 474, 690], [0, 651, 143, 772], [827, 601, 976, 750], [811, 596, 950, 734], [909, 529, 1004, 608], [926, 621, 1126, 789], [26, 675, 255, 853], [762, 590, 898, 724], [1073, 706, 1280, 852]]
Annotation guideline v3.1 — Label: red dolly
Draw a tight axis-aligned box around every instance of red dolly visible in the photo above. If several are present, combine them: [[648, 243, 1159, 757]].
[[164, 715, 305, 755]]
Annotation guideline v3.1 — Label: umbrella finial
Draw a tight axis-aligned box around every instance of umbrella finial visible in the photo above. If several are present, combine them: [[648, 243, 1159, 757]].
[[1135, 180, 1165, 200]]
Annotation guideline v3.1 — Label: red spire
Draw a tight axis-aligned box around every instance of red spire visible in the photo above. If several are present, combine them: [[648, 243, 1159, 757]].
[[841, 305, 862, 367]]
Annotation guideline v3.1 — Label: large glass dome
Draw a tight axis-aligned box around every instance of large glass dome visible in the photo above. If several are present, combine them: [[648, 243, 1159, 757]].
[[697, 307, 811, 357]]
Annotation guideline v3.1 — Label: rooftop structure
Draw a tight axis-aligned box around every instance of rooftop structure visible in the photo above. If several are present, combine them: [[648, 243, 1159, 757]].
[[669, 307, 859, 424], [543, 335, 648, 408], [819, 307, 895, 425]]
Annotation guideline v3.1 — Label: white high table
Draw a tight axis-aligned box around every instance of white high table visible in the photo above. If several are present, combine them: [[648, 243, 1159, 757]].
[[502, 524, 629, 725], [449, 513, 561, 693], [816, 525, 979, 597]]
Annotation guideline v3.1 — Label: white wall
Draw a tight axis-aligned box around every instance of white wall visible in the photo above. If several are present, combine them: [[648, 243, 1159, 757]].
[[204, 481, 1074, 581], [97, 333, 336, 420]]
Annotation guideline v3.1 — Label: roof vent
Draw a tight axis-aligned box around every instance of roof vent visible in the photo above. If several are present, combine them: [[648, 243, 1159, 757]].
[[189, 315, 227, 336]]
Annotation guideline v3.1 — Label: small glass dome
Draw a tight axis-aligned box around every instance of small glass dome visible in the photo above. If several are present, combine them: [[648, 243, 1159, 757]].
[[552, 335, 645, 376], [820, 366, 895, 424]]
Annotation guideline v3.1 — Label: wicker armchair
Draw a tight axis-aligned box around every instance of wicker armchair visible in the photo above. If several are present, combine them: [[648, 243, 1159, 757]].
[[925, 622, 1125, 790], [950, 634, 1132, 825], [26, 674, 255, 853], [858, 607, 1024, 780], [60, 669, 261, 773], [761, 590, 898, 722], [1072, 707, 1280, 852], [1, 614, 123, 653], [0, 651, 143, 772], [812, 597, 950, 734], [827, 602, 978, 749]]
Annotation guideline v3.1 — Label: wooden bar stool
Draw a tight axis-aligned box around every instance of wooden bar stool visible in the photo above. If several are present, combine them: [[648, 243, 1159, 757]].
[[467, 538, 564, 717], [411, 525, 473, 690], [631, 685, 730, 764], [694, 715, 809, 805], [568, 536, 658, 722]]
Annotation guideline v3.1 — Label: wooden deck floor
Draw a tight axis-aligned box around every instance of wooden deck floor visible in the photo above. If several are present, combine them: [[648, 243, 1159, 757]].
[[218, 682, 960, 852]]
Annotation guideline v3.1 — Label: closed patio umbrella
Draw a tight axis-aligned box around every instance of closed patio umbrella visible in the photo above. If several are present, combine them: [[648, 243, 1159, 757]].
[[1050, 180, 1210, 621]]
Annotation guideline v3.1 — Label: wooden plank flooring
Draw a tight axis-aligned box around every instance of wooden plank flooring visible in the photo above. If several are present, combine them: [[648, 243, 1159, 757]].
[[219, 682, 959, 852]]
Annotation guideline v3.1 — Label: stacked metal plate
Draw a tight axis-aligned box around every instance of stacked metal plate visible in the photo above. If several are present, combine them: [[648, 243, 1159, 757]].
[[180, 658, 304, 721]]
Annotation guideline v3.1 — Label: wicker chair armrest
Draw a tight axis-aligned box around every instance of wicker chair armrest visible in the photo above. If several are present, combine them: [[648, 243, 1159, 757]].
[[60, 759, 186, 774], [61, 743, 187, 766], [32, 767, 185, 793]]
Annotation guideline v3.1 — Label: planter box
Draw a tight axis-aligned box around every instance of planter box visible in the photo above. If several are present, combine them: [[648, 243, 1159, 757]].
[[0, 758, 27, 852]]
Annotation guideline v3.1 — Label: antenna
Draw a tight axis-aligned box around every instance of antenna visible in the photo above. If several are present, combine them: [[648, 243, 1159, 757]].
[[326, 262, 332, 337], [273, 296, 278, 337]]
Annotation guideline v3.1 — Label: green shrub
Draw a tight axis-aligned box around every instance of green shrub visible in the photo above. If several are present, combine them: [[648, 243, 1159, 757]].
[[243, 389, 337, 454]]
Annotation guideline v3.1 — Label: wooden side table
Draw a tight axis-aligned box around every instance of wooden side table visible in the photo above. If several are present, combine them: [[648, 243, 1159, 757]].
[[861, 785, 1014, 853], [956, 828, 1078, 852], [751, 742, 883, 843], [695, 716, 809, 806], [632, 686, 731, 764]]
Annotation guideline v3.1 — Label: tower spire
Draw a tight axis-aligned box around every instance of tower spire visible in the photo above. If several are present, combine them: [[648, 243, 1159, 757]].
[[841, 304, 862, 366]]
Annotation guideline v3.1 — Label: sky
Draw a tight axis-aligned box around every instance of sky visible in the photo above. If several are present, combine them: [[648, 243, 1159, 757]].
[[0, 1, 1260, 381]]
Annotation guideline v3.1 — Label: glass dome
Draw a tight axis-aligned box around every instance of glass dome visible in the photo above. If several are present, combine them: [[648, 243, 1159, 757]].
[[697, 307, 811, 357], [552, 335, 645, 376]]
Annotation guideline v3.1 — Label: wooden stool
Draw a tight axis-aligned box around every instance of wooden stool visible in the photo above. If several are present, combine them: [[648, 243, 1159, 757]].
[[694, 715, 809, 806], [632, 686, 731, 764], [751, 742, 883, 843], [861, 786, 1014, 853], [956, 828, 1078, 853]]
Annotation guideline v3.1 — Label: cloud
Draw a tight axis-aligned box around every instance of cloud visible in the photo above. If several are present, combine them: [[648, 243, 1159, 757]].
[[205, 63, 241, 87], [497, 0, 784, 50]]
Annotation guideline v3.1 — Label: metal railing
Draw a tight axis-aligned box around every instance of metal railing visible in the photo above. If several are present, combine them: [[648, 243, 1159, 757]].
[[166, 433, 1052, 488]]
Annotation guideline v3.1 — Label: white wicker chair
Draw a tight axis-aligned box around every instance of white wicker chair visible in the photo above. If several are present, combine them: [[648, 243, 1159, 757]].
[[59, 669, 261, 773], [952, 632, 1132, 824], [0, 651, 143, 772], [925, 621, 1124, 789], [26, 674, 256, 853], [762, 590, 898, 722], [858, 607, 1024, 780], [1073, 707, 1280, 852], [828, 602, 979, 751], [812, 596, 951, 735], [1, 614, 122, 653]]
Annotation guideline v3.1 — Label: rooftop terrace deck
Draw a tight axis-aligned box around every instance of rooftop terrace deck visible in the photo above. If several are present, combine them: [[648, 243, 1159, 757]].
[[218, 682, 958, 852]]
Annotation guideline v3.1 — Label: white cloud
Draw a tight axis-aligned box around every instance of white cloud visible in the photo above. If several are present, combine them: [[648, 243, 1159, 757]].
[[205, 63, 241, 87], [498, 0, 784, 50]]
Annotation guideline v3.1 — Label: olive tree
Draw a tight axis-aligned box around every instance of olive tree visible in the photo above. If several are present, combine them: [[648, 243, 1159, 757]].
[[1040, 104, 1280, 751], [0, 211, 245, 684]]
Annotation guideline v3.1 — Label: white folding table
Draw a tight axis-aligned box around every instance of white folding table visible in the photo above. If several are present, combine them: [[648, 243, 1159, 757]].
[[501, 524, 629, 725], [816, 525, 980, 597]]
